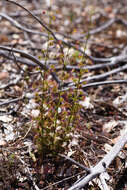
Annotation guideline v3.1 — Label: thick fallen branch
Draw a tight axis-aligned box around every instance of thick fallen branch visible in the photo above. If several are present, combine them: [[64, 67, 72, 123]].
[[0, 45, 60, 84], [76, 18, 116, 40], [65, 63, 127, 88], [0, 13, 48, 37], [68, 131, 127, 190], [76, 17, 127, 42], [0, 97, 24, 106], [62, 79, 127, 92], [8, 9, 43, 17], [82, 79, 127, 89], [56, 53, 127, 71], [0, 50, 58, 67]]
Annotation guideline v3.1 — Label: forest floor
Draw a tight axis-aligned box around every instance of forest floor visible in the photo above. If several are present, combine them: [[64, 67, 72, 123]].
[[0, 0, 127, 189]]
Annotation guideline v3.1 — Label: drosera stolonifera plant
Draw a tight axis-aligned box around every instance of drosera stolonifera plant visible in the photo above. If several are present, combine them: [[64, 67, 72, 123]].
[[33, 6, 94, 157]]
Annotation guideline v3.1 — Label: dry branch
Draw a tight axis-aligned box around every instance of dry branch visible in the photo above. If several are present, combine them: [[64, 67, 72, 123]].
[[0, 45, 60, 84], [65, 63, 127, 88], [77, 18, 116, 39], [0, 50, 58, 67], [5, 0, 58, 41], [0, 97, 24, 106], [0, 13, 48, 37], [68, 131, 127, 190]]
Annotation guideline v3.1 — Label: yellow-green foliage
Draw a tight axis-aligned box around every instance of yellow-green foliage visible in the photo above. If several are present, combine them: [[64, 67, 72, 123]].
[[33, 50, 84, 156]]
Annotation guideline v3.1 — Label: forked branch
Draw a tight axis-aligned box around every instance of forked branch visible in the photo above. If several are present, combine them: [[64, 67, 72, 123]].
[[68, 131, 127, 190]]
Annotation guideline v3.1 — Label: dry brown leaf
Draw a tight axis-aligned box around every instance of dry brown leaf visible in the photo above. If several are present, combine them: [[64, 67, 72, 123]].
[[0, 72, 9, 80], [0, 34, 9, 43], [104, 6, 112, 13]]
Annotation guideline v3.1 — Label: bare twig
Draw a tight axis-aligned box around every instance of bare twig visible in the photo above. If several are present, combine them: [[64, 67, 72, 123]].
[[59, 154, 91, 172], [75, 18, 116, 40], [0, 13, 48, 37], [62, 17, 127, 42], [65, 63, 127, 88], [56, 53, 127, 71], [0, 50, 58, 67], [0, 45, 61, 84], [81, 79, 127, 89], [5, 0, 58, 41], [0, 97, 24, 106], [68, 131, 127, 190], [61, 79, 127, 92]]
